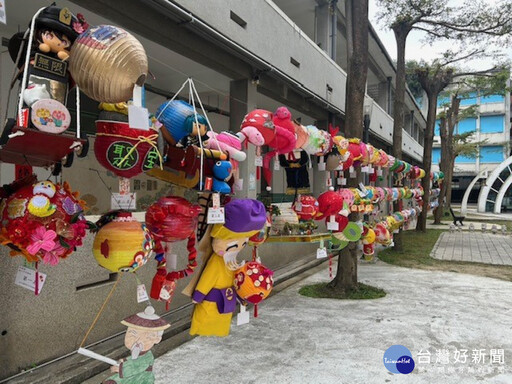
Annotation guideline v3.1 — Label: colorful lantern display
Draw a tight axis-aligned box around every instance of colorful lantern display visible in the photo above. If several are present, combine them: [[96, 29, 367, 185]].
[[69, 25, 148, 103], [0, 179, 88, 265], [292, 195, 319, 221], [94, 120, 161, 178], [92, 211, 154, 272], [234, 261, 274, 316]]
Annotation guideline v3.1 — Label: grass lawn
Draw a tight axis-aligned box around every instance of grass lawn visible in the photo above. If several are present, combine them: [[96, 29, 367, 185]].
[[379, 229, 512, 282], [299, 282, 386, 300]]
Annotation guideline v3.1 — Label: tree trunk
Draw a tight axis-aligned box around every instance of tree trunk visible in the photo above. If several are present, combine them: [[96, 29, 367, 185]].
[[445, 154, 455, 209], [330, 0, 368, 292], [416, 92, 438, 231], [434, 118, 448, 224], [391, 27, 409, 249]]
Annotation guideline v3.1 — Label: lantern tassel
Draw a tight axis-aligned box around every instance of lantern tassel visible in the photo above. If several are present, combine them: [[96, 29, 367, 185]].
[[254, 304, 258, 318], [34, 262, 39, 296]]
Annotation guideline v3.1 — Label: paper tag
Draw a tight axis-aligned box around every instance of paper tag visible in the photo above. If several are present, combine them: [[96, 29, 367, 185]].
[[128, 105, 149, 131], [335, 164, 343, 171], [295, 202, 302, 211], [368, 166, 374, 174], [377, 168, 383, 176], [0, 0, 6, 25], [341, 178, 347, 186], [326, 178, 332, 187], [15, 266, 46, 294], [361, 166, 369, 173], [111, 193, 136, 210], [119, 177, 131, 195], [327, 221, 339, 231], [207, 207, 225, 224], [349, 172, 356, 178], [212, 193, 221, 209], [137, 284, 149, 303], [316, 247, 328, 259], [393, 229, 399, 234], [237, 305, 250, 326], [255, 156, 263, 167], [318, 162, 326, 171], [234, 178, 243, 191], [274, 160, 280, 171], [349, 166, 354, 173]]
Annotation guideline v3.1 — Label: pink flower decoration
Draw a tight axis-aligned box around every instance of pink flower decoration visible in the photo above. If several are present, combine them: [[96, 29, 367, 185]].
[[26, 227, 56, 256], [43, 243, 66, 265]]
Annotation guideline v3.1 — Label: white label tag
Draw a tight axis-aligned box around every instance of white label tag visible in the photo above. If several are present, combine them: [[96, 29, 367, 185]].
[[237, 305, 250, 326], [349, 172, 356, 178], [0, 0, 6, 25], [327, 221, 339, 231], [295, 202, 302, 211], [234, 178, 243, 191], [377, 168, 383, 177], [212, 193, 221, 209], [15, 266, 46, 294], [207, 207, 225, 224], [361, 166, 369, 173], [341, 178, 347, 186], [255, 156, 263, 167], [137, 284, 149, 303], [316, 247, 328, 259], [274, 160, 280, 171], [369, 166, 374, 174], [349, 166, 354, 173], [111, 193, 136, 210], [335, 164, 343, 171], [318, 162, 326, 171], [168, 253, 178, 270], [393, 229, 399, 234], [326, 178, 332, 187], [128, 105, 149, 131]]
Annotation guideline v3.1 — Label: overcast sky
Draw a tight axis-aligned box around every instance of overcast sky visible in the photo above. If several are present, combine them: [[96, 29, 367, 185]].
[[368, 0, 512, 70]]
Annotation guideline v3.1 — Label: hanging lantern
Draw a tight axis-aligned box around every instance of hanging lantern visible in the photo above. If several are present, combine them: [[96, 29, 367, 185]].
[[94, 120, 161, 178], [0, 179, 89, 265], [316, 191, 344, 220], [69, 25, 148, 103], [234, 261, 273, 304], [292, 195, 319, 221], [92, 211, 154, 272]]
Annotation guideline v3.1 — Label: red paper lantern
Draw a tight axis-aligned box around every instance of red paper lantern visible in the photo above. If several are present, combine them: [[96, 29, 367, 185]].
[[316, 191, 344, 220], [94, 120, 160, 178], [292, 195, 319, 221]]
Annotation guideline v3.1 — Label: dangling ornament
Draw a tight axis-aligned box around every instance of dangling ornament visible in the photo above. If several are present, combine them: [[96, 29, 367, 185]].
[[234, 261, 274, 317]]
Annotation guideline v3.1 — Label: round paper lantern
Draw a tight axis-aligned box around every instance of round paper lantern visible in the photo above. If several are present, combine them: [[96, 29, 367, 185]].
[[316, 191, 344, 220], [92, 212, 154, 272], [234, 261, 274, 304], [94, 120, 160, 178], [69, 25, 148, 103], [292, 195, 319, 221], [374, 222, 391, 246], [145, 196, 201, 243], [0, 180, 88, 265]]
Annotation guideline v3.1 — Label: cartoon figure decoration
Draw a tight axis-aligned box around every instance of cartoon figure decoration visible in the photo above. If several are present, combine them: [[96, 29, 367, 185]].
[[238, 109, 276, 147], [94, 112, 162, 179], [279, 150, 311, 194], [211, 161, 233, 194], [146, 196, 201, 306], [92, 211, 154, 272], [103, 306, 170, 384], [187, 199, 266, 337], [69, 25, 148, 103], [0, 177, 89, 265], [234, 261, 273, 317], [361, 225, 376, 261], [292, 195, 319, 221], [156, 100, 209, 146], [204, 131, 246, 163]]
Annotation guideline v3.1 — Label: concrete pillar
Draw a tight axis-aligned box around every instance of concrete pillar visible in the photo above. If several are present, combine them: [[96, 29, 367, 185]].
[[230, 79, 259, 199], [386, 77, 392, 114]]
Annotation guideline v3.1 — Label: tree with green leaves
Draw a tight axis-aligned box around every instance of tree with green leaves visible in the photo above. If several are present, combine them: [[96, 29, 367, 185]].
[[376, 0, 512, 234]]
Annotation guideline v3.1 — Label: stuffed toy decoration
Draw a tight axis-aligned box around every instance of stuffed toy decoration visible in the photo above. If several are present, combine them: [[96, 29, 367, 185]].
[[262, 107, 297, 190], [146, 196, 201, 306], [278, 150, 311, 194], [361, 225, 376, 261], [292, 195, 319, 221], [293, 121, 309, 149], [155, 100, 209, 146], [301, 125, 327, 155], [317, 129, 333, 156], [210, 161, 233, 194], [94, 113, 161, 178], [92, 211, 154, 272], [0, 178, 89, 265], [374, 222, 391, 246], [347, 139, 364, 166], [234, 261, 273, 317], [238, 109, 276, 147], [103, 306, 169, 384], [69, 25, 148, 103], [204, 131, 246, 163], [188, 199, 266, 337]]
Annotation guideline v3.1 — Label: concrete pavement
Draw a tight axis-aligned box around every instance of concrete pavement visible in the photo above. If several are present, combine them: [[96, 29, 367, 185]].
[[431, 232, 512, 265], [154, 263, 512, 384]]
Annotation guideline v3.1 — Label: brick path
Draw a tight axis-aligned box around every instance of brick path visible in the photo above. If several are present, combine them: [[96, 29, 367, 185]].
[[431, 232, 512, 265]]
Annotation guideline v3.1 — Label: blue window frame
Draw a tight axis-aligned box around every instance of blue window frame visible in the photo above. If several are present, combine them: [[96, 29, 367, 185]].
[[457, 117, 476, 134], [455, 154, 476, 164], [460, 92, 477, 106], [480, 146, 504, 163], [480, 115, 504, 133], [432, 148, 441, 164], [481, 94, 504, 104]]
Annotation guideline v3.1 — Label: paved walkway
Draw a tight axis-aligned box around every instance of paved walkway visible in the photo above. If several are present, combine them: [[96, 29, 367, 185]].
[[154, 263, 512, 384], [431, 232, 512, 265]]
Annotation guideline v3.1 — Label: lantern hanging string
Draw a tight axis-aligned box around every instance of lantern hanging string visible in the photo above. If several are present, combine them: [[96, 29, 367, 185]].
[[79, 273, 123, 349], [189, 79, 204, 191]]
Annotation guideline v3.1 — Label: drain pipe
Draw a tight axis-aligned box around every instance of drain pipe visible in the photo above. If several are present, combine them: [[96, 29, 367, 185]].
[[330, 0, 338, 61], [144, 0, 343, 115]]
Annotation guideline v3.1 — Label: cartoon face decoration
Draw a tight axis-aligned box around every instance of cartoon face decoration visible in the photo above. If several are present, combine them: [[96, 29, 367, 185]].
[[33, 181, 56, 198], [212, 237, 249, 270]]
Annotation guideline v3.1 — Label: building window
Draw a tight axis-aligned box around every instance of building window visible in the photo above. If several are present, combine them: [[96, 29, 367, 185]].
[[480, 115, 504, 133], [480, 94, 505, 104], [460, 92, 477, 106], [480, 146, 505, 163], [456, 117, 476, 134], [432, 148, 441, 165], [455, 154, 476, 164]]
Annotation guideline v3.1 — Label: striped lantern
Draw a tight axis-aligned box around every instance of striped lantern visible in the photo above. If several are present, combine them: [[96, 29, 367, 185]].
[[69, 25, 148, 103], [92, 212, 154, 272]]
